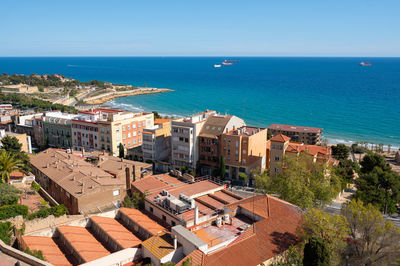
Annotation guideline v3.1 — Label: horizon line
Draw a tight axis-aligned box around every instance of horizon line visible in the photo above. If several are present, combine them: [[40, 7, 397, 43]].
[[1, 55, 400, 58]]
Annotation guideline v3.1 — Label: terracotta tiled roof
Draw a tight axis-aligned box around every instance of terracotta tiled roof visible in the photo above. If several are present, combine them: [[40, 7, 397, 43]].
[[195, 195, 225, 210], [142, 233, 176, 259], [132, 173, 185, 195], [270, 134, 291, 143], [178, 194, 303, 266], [119, 207, 165, 236], [90, 216, 142, 249], [57, 225, 110, 263], [22, 236, 71, 266], [154, 119, 170, 124], [211, 191, 242, 204]]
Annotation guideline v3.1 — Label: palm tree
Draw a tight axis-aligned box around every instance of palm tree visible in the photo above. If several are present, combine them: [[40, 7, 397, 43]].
[[0, 149, 24, 183]]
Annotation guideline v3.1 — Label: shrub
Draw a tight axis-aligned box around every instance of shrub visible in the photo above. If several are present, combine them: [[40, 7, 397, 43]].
[[0, 183, 22, 206], [27, 204, 68, 220], [0, 221, 13, 245], [0, 204, 28, 220], [25, 247, 46, 261], [31, 183, 41, 192]]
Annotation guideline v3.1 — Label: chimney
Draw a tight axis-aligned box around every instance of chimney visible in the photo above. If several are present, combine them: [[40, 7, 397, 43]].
[[173, 235, 177, 250], [194, 205, 199, 225], [125, 167, 131, 190], [132, 165, 136, 182], [140, 167, 144, 179]]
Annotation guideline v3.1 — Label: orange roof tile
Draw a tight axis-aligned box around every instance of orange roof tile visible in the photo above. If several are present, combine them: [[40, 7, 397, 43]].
[[57, 226, 110, 263], [270, 134, 291, 143], [119, 207, 165, 236], [90, 216, 142, 249], [142, 233, 176, 259], [22, 236, 71, 266], [154, 118, 170, 124]]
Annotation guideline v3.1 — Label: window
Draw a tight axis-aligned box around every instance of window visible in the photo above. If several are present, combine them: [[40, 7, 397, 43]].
[[243, 159, 246, 163], [122, 126, 125, 131], [127, 125, 130, 130], [150, 207, 153, 213], [128, 141, 131, 146], [133, 140, 136, 144], [274, 168, 279, 173], [132, 123, 136, 129], [243, 150, 246, 154], [139, 138, 141, 142], [113, 189, 120, 196], [133, 131, 137, 137], [235, 150, 238, 155], [275, 156, 280, 161], [128, 133, 131, 138], [162, 215, 166, 221], [171, 221, 176, 226], [122, 134, 126, 140], [116, 127, 120, 133]]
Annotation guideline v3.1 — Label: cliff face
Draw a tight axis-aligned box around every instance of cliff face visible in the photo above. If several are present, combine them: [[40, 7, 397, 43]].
[[84, 88, 173, 104]]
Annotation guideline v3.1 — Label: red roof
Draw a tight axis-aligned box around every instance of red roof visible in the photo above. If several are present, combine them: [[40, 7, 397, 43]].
[[270, 134, 291, 143], [178, 194, 302, 266]]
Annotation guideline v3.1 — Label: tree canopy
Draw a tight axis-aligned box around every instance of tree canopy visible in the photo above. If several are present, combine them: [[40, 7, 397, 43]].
[[354, 152, 400, 214], [341, 199, 400, 265], [256, 154, 341, 209], [303, 236, 330, 266], [331, 144, 350, 160], [1, 136, 30, 174], [0, 149, 24, 183]]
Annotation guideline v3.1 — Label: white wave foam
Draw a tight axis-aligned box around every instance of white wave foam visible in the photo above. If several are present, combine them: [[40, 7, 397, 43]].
[[326, 137, 400, 150]]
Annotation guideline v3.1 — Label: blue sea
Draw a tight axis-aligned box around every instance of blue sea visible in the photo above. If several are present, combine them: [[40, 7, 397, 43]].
[[0, 57, 399, 147]]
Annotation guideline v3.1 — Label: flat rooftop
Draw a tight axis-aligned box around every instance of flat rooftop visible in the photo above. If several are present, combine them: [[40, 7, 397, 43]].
[[226, 126, 265, 136], [193, 215, 253, 248], [269, 124, 322, 133]]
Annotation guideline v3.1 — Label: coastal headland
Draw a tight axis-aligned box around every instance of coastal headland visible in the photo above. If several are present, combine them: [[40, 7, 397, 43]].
[[83, 87, 173, 105], [0, 73, 173, 108]]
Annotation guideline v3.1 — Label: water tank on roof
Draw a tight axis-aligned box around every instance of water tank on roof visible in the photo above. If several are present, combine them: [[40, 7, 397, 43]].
[[224, 214, 230, 223], [216, 217, 222, 227]]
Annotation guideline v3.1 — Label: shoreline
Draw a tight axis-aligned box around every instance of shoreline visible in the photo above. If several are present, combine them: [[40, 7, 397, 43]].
[[102, 98, 400, 149], [83, 87, 173, 105]]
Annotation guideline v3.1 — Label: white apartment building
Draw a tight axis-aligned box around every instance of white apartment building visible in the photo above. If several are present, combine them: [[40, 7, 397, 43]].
[[171, 111, 215, 172]]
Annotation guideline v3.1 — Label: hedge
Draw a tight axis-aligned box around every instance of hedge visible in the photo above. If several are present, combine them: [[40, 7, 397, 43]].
[[27, 205, 68, 220], [0, 204, 28, 220]]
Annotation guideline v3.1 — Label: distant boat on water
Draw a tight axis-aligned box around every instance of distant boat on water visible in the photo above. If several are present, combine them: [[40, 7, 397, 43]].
[[222, 60, 233, 65], [360, 62, 372, 66], [214, 64, 221, 68]]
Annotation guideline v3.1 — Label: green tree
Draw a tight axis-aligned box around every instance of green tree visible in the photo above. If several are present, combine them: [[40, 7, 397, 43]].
[[219, 156, 226, 179], [331, 144, 350, 160], [300, 208, 349, 265], [341, 199, 400, 265], [354, 153, 400, 214], [1, 136, 31, 173], [303, 237, 330, 266], [256, 154, 341, 209], [239, 173, 247, 186], [152, 111, 162, 119], [118, 143, 125, 158], [360, 152, 390, 174], [0, 149, 24, 183], [0, 183, 22, 206]]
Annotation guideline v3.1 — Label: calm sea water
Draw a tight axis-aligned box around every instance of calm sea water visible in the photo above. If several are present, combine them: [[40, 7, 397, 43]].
[[0, 57, 399, 147]]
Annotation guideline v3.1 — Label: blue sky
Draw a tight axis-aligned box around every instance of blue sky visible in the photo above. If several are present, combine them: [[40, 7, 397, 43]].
[[1, 0, 399, 56]]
